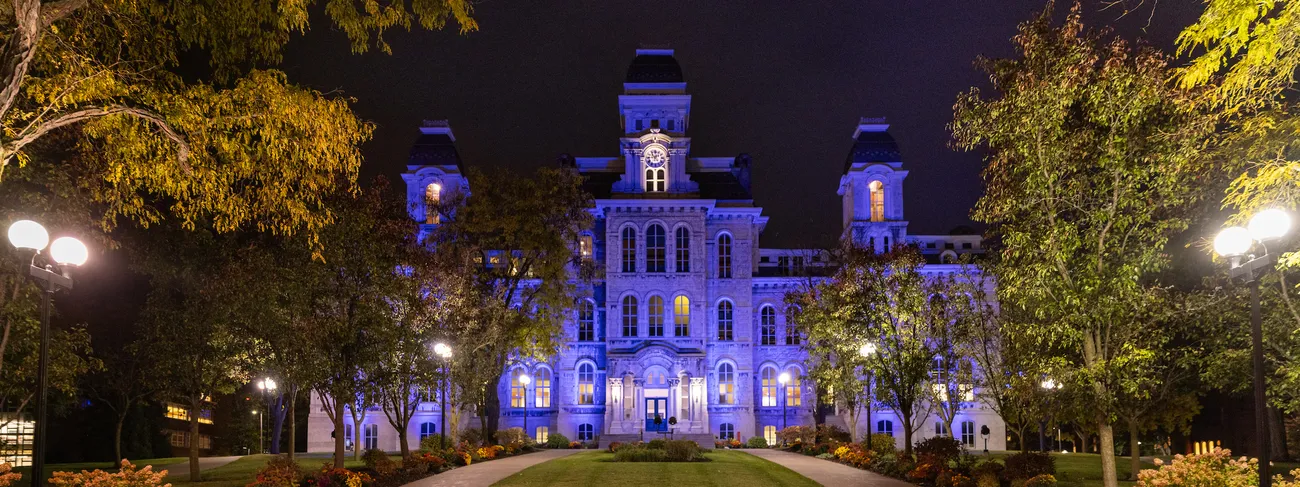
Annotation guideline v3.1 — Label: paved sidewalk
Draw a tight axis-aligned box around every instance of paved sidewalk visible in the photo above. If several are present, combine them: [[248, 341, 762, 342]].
[[402, 449, 580, 487], [743, 449, 916, 486], [161, 456, 243, 479]]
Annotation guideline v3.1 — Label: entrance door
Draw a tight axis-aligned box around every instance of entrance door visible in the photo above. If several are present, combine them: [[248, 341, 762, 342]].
[[645, 398, 667, 432]]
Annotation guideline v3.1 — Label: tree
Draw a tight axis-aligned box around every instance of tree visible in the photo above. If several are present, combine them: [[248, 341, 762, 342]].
[[423, 167, 593, 442], [85, 341, 158, 462], [1, 0, 477, 242], [951, 4, 1218, 485]]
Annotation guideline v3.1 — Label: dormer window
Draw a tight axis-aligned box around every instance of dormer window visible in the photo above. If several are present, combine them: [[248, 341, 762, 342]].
[[425, 182, 442, 224], [643, 144, 668, 192], [869, 180, 884, 222]]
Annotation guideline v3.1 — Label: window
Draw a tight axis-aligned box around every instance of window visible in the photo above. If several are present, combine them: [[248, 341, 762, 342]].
[[511, 369, 528, 408], [169, 431, 186, 447], [536, 426, 549, 444], [647, 296, 665, 337], [793, 256, 804, 273], [364, 424, 378, 450], [674, 295, 690, 337], [761, 367, 778, 407], [931, 357, 947, 382], [578, 300, 595, 342], [877, 420, 894, 437], [935, 422, 949, 436], [646, 225, 666, 272], [621, 227, 636, 273], [961, 421, 976, 446], [719, 423, 735, 440], [667, 119, 675, 131], [425, 182, 441, 224], [675, 227, 690, 272], [718, 363, 735, 404], [716, 301, 733, 341], [646, 168, 666, 192], [344, 424, 354, 449], [578, 424, 594, 441], [198, 434, 212, 450], [764, 426, 777, 445], [962, 242, 973, 250], [869, 180, 885, 222], [622, 296, 638, 337], [579, 234, 593, 260], [785, 367, 802, 407], [785, 321, 801, 345], [420, 422, 436, 440], [577, 363, 595, 405], [636, 119, 643, 131], [535, 368, 552, 408], [778, 256, 789, 275], [717, 234, 732, 278], [760, 306, 776, 345]]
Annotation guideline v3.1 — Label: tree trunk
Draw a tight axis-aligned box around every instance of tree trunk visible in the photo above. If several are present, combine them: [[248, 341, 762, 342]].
[[269, 393, 285, 455], [901, 409, 914, 457], [1271, 406, 1290, 461], [188, 408, 201, 482], [1098, 421, 1119, 487], [114, 410, 127, 461], [333, 394, 345, 468], [1128, 419, 1141, 481], [484, 385, 500, 445], [398, 428, 410, 458], [1039, 420, 1046, 452], [288, 386, 297, 460]]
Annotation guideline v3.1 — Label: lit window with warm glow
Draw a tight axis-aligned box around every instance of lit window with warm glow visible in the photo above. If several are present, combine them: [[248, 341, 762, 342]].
[[785, 368, 802, 406], [718, 363, 735, 404], [425, 182, 442, 224], [535, 368, 552, 408], [674, 295, 690, 336], [761, 367, 778, 407], [510, 369, 527, 408], [579, 234, 593, 260], [869, 180, 885, 222], [577, 363, 595, 405]]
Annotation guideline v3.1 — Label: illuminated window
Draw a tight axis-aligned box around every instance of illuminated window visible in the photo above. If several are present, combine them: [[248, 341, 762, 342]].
[[344, 424, 354, 450], [579, 234, 593, 260], [165, 403, 212, 424], [716, 301, 733, 341], [425, 182, 442, 224], [760, 306, 776, 345], [761, 367, 778, 407], [535, 368, 552, 408], [169, 431, 187, 447], [674, 295, 690, 337], [621, 228, 636, 273], [646, 225, 666, 272], [646, 168, 666, 192], [717, 363, 735, 404], [536, 426, 549, 444], [364, 424, 378, 450], [717, 234, 732, 278], [198, 434, 212, 450], [578, 424, 594, 441], [511, 369, 527, 408], [719, 423, 735, 440], [622, 296, 638, 337], [648, 296, 665, 337], [764, 426, 777, 445], [869, 180, 884, 222], [578, 300, 595, 341], [577, 363, 595, 405], [961, 421, 976, 446], [675, 227, 690, 272], [785, 367, 802, 407]]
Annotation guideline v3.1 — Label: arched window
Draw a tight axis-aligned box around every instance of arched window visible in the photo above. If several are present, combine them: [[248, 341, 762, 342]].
[[717, 363, 735, 404], [646, 168, 665, 192], [578, 234, 593, 261], [621, 227, 636, 273], [674, 295, 690, 337], [535, 368, 552, 408], [578, 300, 595, 342], [675, 227, 690, 272], [344, 424, 354, 450], [764, 425, 777, 445], [577, 363, 595, 405], [425, 182, 442, 224], [420, 422, 436, 440], [510, 369, 527, 408], [717, 234, 732, 278], [877, 420, 894, 437], [646, 225, 666, 272], [717, 301, 734, 341], [785, 321, 801, 346], [363, 424, 378, 450], [622, 296, 638, 337], [785, 367, 802, 407], [960, 421, 976, 446], [935, 422, 949, 436], [536, 426, 549, 443], [719, 423, 735, 440], [647, 296, 665, 337], [578, 424, 594, 441], [869, 180, 885, 222], [760, 306, 777, 345], [761, 367, 778, 407]]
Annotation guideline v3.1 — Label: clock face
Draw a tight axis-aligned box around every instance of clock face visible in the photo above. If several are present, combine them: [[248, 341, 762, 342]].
[[643, 146, 667, 168]]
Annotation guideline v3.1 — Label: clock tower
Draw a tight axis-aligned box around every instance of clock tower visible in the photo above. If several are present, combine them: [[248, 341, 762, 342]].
[[615, 48, 698, 195]]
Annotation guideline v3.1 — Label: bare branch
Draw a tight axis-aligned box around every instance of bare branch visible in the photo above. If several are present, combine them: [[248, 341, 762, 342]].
[[5, 104, 192, 171], [40, 0, 87, 27]]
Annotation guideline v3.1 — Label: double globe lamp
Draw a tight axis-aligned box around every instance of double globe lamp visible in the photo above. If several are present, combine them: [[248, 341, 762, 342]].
[[7, 220, 88, 487]]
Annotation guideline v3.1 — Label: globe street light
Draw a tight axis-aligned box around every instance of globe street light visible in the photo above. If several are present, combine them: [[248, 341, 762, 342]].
[[858, 342, 877, 438], [519, 374, 532, 443], [778, 372, 791, 445], [1213, 208, 1292, 487], [252, 410, 262, 455], [432, 343, 452, 449], [8, 220, 86, 487], [256, 378, 277, 453]]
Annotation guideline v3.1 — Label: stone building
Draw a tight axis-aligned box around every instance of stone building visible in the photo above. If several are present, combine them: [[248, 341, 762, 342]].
[[306, 48, 1007, 453]]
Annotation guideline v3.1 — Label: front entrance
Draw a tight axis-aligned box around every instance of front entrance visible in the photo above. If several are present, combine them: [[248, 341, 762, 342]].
[[645, 398, 667, 432]]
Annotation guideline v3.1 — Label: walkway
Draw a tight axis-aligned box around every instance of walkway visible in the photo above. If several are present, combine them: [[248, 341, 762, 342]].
[[742, 449, 916, 487], [402, 449, 581, 487], [161, 456, 243, 478]]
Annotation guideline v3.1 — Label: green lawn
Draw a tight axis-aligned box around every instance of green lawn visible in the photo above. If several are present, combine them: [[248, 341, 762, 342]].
[[166, 453, 395, 487], [491, 450, 819, 487]]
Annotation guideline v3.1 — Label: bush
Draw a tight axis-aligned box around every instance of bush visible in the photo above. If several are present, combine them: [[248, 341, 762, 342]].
[[405, 452, 446, 475], [361, 449, 397, 477], [663, 440, 704, 462], [568, 441, 583, 449], [777, 426, 816, 446], [971, 460, 1005, 483], [613, 447, 667, 462], [870, 453, 904, 478], [746, 436, 768, 449], [493, 427, 527, 447], [816, 453, 835, 460], [867, 433, 897, 455], [544, 433, 571, 449], [915, 436, 964, 465], [302, 465, 373, 487], [1024, 474, 1057, 487], [418, 434, 452, 452], [1003, 452, 1055, 482], [607, 441, 623, 453], [833, 443, 873, 469], [1135, 448, 1259, 487], [49, 461, 168, 487], [459, 428, 484, 446], [0, 464, 19, 487], [610, 441, 705, 462], [246, 456, 303, 487], [817, 424, 852, 444], [647, 439, 667, 450]]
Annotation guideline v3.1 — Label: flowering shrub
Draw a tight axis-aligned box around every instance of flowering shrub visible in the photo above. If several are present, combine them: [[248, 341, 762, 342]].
[[777, 426, 816, 446], [907, 461, 942, 483], [746, 437, 768, 449], [49, 460, 168, 487], [0, 464, 19, 487], [1024, 474, 1057, 487], [867, 433, 897, 455], [494, 428, 528, 447], [246, 456, 302, 487], [569, 441, 583, 449], [946, 473, 974, 487], [360, 449, 396, 477], [832, 443, 873, 469], [1136, 448, 1257, 487], [608, 441, 623, 452], [728, 439, 741, 449], [475, 445, 505, 460]]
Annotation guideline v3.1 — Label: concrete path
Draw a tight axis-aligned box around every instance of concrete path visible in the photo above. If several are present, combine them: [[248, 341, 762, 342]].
[[160, 456, 243, 479], [402, 449, 580, 487], [743, 449, 916, 487]]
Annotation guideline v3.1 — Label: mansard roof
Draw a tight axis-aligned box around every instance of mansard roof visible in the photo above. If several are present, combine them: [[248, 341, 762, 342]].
[[625, 50, 684, 83], [408, 131, 463, 168], [843, 121, 902, 173], [689, 171, 751, 201]]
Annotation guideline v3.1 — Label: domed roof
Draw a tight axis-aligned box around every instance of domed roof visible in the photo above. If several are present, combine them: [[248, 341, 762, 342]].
[[625, 49, 684, 83]]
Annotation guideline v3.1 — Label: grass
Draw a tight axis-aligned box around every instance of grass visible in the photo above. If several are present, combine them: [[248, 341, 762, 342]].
[[164, 453, 405, 487], [491, 450, 819, 487]]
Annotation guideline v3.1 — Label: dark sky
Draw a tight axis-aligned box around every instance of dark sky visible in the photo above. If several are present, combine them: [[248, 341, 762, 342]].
[[277, 1, 1201, 249]]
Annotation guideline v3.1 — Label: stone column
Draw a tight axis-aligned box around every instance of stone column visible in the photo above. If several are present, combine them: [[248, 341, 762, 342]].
[[667, 378, 679, 424], [690, 377, 708, 433], [633, 379, 646, 428], [606, 378, 622, 434]]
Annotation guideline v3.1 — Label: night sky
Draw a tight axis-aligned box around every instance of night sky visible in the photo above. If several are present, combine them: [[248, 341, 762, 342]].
[[278, 0, 1202, 249]]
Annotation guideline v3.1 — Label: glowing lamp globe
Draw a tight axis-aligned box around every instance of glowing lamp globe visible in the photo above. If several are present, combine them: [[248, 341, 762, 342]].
[[778, 372, 791, 385], [8, 220, 49, 251], [1248, 208, 1291, 242], [433, 342, 451, 357], [859, 342, 877, 357], [519, 374, 531, 385], [49, 237, 87, 266], [1040, 379, 1058, 390], [1213, 227, 1253, 257]]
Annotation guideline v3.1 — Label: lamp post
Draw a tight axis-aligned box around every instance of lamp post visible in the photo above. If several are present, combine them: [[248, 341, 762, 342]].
[[778, 372, 790, 446], [519, 374, 532, 443], [1213, 208, 1291, 487], [858, 342, 877, 439], [1039, 378, 1062, 453], [252, 410, 261, 454], [432, 343, 453, 450], [256, 378, 277, 453], [8, 220, 87, 487]]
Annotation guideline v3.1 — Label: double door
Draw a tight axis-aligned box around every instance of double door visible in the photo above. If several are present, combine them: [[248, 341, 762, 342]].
[[644, 398, 668, 432]]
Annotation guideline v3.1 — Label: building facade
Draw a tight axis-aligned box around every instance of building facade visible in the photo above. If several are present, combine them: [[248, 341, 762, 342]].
[[306, 49, 1007, 453]]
